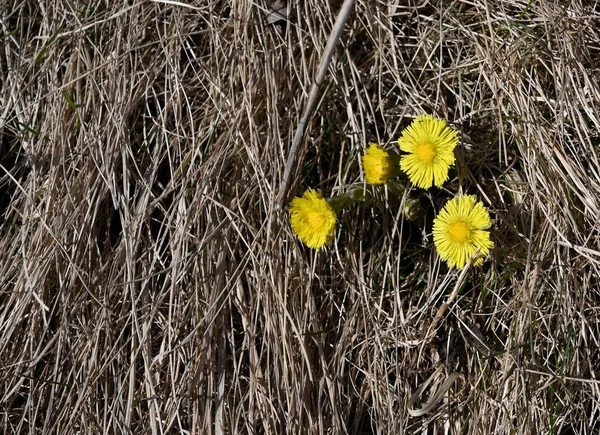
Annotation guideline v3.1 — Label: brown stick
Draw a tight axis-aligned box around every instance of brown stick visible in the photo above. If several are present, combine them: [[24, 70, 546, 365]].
[[421, 257, 474, 343], [276, 0, 356, 208]]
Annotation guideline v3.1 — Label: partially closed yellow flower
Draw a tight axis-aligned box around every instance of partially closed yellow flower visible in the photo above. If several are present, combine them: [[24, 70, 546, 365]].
[[398, 114, 458, 189], [433, 195, 493, 269], [362, 143, 391, 185], [289, 189, 336, 250]]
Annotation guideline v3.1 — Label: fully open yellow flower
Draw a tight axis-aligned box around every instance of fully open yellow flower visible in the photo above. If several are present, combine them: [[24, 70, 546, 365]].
[[289, 189, 336, 250], [433, 195, 493, 269], [362, 143, 391, 184], [398, 114, 458, 189]]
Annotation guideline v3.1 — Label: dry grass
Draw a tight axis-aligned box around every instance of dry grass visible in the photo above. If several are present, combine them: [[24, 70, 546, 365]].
[[1, 0, 600, 433]]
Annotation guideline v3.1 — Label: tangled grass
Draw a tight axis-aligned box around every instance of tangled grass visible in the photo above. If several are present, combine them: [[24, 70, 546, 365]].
[[1, 0, 600, 433]]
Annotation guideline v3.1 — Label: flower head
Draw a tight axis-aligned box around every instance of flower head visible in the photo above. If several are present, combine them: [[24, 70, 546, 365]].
[[433, 195, 493, 269], [398, 114, 458, 189], [362, 143, 391, 184], [289, 189, 336, 250]]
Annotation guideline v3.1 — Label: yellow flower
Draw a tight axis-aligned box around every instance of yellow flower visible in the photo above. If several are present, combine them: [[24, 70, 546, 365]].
[[289, 189, 336, 250], [398, 114, 458, 189], [433, 195, 493, 269], [362, 143, 391, 184]]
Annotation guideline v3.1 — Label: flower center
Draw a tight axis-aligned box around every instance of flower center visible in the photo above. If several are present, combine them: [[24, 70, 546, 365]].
[[415, 142, 436, 163], [307, 212, 325, 229], [449, 221, 470, 243]]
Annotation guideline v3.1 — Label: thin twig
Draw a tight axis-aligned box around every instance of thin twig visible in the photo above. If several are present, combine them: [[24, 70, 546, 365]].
[[421, 257, 474, 343], [276, 0, 356, 208]]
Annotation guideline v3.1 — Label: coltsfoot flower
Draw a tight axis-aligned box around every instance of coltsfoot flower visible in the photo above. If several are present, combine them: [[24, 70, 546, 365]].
[[289, 189, 337, 250], [398, 114, 458, 189], [433, 195, 493, 269], [362, 143, 391, 185]]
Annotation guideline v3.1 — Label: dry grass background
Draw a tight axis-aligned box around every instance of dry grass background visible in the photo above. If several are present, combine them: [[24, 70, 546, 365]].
[[1, 0, 600, 433]]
